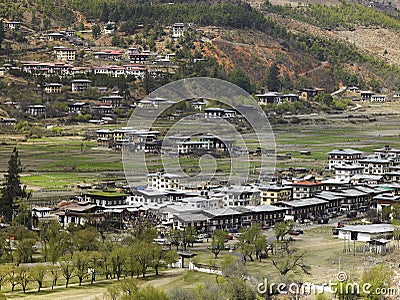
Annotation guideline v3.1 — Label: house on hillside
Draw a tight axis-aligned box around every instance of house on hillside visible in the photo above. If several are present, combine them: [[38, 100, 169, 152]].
[[6, 21, 22, 30], [298, 88, 324, 100], [68, 102, 90, 114], [129, 51, 151, 64], [44, 83, 63, 94], [54, 47, 77, 61], [71, 79, 92, 93], [27, 105, 46, 117], [171, 23, 185, 38], [204, 108, 236, 119], [47, 32, 66, 41], [93, 49, 123, 61], [361, 90, 374, 101], [359, 155, 391, 175], [256, 92, 282, 105], [100, 95, 123, 108], [371, 94, 386, 102]]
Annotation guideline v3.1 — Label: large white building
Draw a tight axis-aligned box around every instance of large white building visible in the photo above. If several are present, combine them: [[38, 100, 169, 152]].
[[334, 164, 363, 181], [54, 47, 77, 61], [147, 173, 181, 191], [328, 148, 364, 170], [359, 155, 391, 175], [71, 79, 92, 92]]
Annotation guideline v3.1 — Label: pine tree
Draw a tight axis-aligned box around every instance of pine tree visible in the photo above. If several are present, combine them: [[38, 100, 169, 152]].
[[92, 24, 101, 40], [0, 20, 4, 50], [265, 62, 281, 92], [1, 148, 26, 222]]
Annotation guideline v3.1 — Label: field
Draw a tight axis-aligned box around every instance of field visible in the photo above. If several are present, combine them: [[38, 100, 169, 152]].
[[0, 102, 399, 191], [0, 101, 399, 298]]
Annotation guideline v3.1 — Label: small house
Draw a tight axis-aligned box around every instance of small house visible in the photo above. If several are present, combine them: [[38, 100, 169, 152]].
[[44, 83, 63, 94], [27, 105, 46, 117]]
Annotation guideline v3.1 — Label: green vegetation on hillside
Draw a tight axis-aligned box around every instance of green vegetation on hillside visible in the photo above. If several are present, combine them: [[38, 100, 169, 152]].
[[68, 1, 288, 37], [264, 1, 400, 30]]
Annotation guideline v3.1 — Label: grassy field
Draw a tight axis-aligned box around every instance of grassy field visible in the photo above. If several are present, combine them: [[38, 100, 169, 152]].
[[0, 102, 399, 190]]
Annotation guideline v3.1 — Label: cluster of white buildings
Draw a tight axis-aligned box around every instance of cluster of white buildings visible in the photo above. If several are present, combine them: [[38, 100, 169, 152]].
[[31, 144, 400, 230]]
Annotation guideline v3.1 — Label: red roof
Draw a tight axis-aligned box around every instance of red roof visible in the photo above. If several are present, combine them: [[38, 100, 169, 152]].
[[292, 180, 322, 186], [100, 49, 123, 55]]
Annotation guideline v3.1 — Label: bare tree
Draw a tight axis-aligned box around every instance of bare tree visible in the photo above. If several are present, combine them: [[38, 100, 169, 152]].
[[272, 243, 310, 276]]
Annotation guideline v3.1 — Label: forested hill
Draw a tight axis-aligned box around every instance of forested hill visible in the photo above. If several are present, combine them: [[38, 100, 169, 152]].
[[1, 0, 400, 93]]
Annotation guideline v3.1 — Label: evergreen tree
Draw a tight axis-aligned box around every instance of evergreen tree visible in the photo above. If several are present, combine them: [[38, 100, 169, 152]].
[[265, 62, 281, 92], [228, 67, 253, 93], [0, 20, 4, 50], [1, 148, 26, 222], [92, 24, 101, 40]]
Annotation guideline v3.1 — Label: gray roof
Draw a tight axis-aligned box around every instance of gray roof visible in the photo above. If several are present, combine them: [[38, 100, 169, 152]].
[[245, 205, 287, 212], [280, 198, 328, 208], [136, 189, 167, 197], [204, 207, 242, 217], [259, 185, 292, 191], [315, 191, 345, 201], [332, 189, 368, 197], [334, 164, 363, 170], [175, 213, 209, 223], [350, 174, 383, 181], [373, 193, 400, 201], [338, 224, 393, 234], [328, 149, 363, 155], [353, 186, 382, 194]]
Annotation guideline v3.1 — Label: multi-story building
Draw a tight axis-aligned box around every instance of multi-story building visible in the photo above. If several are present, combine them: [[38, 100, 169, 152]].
[[204, 108, 236, 119], [359, 155, 391, 175], [147, 172, 181, 191], [27, 105, 46, 117], [374, 145, 400, 164], [215, 185, 260, 207], [259, 185, 292, 205], [334, 164, 363, 181], [328, 148, 364, 170], [171, 23, 185, 38], [71, 79, 92, 93], [44, 83, 63, 94], [256, 92, 282, 105], [290, 180, 323, 199], [54, 47, 77, 61], [100, 95, 123, 108]]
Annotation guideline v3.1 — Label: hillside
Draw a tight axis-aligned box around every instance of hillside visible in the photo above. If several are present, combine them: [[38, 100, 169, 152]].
[[1, 0, 400, 96]]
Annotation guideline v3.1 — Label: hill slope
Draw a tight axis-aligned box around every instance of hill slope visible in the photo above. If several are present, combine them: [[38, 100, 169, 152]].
[[0, 0, 400, 93]]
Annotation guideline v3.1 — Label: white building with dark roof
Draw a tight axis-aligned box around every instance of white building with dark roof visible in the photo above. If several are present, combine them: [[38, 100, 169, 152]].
[[71, 79, 92, 92], [374, 145, 400, 164], [337, 224, 393, 242], [256, 92, 282, 105], [171, 23, 185, 38], [54, 47, 77, 61], [328, 148, 364, 170], [147, 172, 181, 191], [359, 155, 391, 175], [334, 164, 363, 181]]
